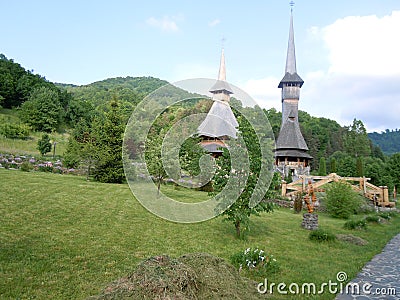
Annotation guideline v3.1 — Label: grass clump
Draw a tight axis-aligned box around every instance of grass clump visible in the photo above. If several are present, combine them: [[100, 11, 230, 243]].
[[309, 228, 336, 242], [379, 211, 397, 220], [365, 215, 381, 224], [344, 218, 367, 230]]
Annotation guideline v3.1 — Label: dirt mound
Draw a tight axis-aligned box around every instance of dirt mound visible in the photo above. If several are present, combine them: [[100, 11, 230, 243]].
[[89, 253, 264, 299], [336, 234, 368, 246]]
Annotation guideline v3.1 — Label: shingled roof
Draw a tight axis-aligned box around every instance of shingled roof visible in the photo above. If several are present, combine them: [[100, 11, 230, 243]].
[[278, 72, 304, 88], [197, 100, 238, 138], [275, 118, 308, 151], [209, 79, 233, 94], [275, 149, 313, 159]]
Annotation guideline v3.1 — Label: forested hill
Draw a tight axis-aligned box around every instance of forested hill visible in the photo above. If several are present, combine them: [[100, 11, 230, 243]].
[[369, 130, 400, 155], [0, 54, 59, 108], [58, 76, 169, 107]]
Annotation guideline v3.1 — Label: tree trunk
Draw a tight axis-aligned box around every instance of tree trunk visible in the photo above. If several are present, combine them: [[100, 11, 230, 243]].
[[157, 177, 161, 195], [235, 220, 241, 237]]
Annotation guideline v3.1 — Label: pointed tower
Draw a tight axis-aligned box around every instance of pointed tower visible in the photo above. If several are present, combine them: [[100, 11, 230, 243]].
[[197, 48, 239, 156], [275, 10, 312, 178]]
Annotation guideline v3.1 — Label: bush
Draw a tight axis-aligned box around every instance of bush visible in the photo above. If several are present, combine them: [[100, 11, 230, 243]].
[[379, 211, 397, 220], [309, 228, 336, 242], [325, 181, 363, 219], [365, 215, 381, 223], [37, 162, 53, 172], [231, 247, 279, 275], [0, 122, 30, 139], [343, 218, 367, 230], [20, 161, 33, 172]]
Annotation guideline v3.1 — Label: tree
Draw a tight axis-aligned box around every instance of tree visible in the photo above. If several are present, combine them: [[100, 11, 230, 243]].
[[343, 119, 371, 158], [356, 157, 364, 177], [145, 133, 167, 194], [325, 181, 362, 219], [318, 157, 327, 176], [179, 136, 207, 177], [19, 86, 62, 132], [212, 111, 275, 238], [387, 153, 400, 190], [92, 99, 125, 183], [329, 157, 337, 173], [37, 134, 52, 156]]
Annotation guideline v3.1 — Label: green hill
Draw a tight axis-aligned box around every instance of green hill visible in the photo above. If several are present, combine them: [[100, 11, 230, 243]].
[[369, 129, 400, 155], [58, 76, 169, 107]]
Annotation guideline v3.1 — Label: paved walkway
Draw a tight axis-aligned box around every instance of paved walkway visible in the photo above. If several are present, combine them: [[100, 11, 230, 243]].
[[335, 233, 400, 300]]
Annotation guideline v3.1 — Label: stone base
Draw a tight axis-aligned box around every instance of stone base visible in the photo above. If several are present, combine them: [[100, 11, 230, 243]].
[[302, 213, 318, 230]]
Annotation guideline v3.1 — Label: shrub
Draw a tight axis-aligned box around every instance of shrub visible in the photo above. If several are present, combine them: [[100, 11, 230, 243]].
[[344, 218, 367, 230], [379, 211, 397, 220], [325, 181, 363, 219], [309, 228, 336, 242], [231, 247, 279, 275], [365, 215, 381, 223], [20, 161, 33, 172], [37, 162, 53, 172], [0, 123, 30, 139]]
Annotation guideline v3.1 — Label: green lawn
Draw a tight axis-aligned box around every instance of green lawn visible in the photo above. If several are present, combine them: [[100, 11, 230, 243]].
[[1, 169, 399, 299]]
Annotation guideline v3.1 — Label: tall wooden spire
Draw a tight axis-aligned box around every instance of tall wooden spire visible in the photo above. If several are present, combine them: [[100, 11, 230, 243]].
[[209, 47, 233, 101], [285, 12, 297, 75], [275, 7, 312, 178]]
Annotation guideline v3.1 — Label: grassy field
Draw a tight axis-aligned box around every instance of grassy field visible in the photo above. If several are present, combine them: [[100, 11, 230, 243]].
[[1, 169, 399, 299]]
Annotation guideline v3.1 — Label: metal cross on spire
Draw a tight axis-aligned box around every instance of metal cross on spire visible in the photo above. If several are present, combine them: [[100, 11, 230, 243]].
[[290, 0, 295, 12], [221, 36, 226, 49]]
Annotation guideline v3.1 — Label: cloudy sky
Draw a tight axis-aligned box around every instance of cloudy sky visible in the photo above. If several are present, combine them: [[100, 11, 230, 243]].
[[1, 0, 399, 132]]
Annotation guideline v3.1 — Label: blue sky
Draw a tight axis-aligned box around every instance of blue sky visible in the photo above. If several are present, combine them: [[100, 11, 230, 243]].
[[1, 0, 400, 132]]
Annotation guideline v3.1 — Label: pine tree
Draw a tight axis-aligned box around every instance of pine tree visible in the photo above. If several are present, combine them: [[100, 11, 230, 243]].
[[37, 133, 52, 156], [93, 99, 125, 183], [318, 157, 327, 176], [356, 157, 364, 177], [330, 157, 337, 173]]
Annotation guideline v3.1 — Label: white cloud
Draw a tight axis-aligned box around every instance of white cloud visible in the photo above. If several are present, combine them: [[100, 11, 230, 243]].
[[241, 77, 281, 110], [297, 10, 400, 132], [208, 19, 221, 27], [146, 15, 182, 32], [322, 11, 400, 76]]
